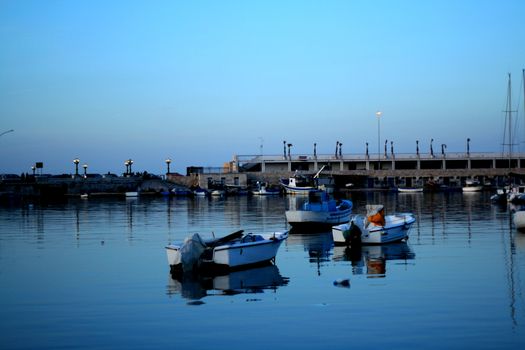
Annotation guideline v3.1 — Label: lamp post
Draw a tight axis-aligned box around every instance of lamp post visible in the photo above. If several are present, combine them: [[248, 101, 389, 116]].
[[467, 138, 470, 157], [416, 140, 419, 157], [127, 159, 133, 175], [441, 144, 447, 158], [283, 140, 286, 159], [124, 160, 129, 175], [384, 139, 388, 159], [73, 158, 80, 176], [375, 111, 382, 168], [366, 142, 369, 159], [165, 158, 171, 174], [31, 165, 35, 176], [83, 164, 88, 177], [313, 143, 317, 159], [390, 141, 394, 158], [335, 141, 339, 158], [430, 139, 434, 158], [287, 143, 292, 160]]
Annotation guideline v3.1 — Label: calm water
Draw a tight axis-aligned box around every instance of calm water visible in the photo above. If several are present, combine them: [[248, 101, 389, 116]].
[[1, 192, 524, 349]]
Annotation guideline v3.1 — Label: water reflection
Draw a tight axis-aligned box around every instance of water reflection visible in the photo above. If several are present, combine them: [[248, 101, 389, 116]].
[[333, 242, 416, 278], [287, 232, 333, 275], [166, 264, 289, 302]]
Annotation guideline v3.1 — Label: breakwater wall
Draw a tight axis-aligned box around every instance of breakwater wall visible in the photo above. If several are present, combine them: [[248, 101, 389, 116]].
[[0, 176, 176, 198]]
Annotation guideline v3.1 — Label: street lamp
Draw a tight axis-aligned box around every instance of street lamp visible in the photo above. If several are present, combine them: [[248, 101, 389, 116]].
[[73, 158, 80, 176], [287, 143, 292, 159], [124, 160, 129, 175], [339, 142, 343, 158], [430, 139, 434, 158], [384, 139, 388, 159], [375, 111, 382, 167], [31, 165, 35, 176], [83, 164, 88, 177], [335, 141, 339, 158], [366, 142, 369, 159], [441, 144, 447, 158], [165, 158, 172, 174], [283, 140, 286, 159], [127, 159, 133, 175], [313, 143, 317, 158], [467, 138, 471, 156], [416, 140, 419, 157], [390, 141, 394, 158]]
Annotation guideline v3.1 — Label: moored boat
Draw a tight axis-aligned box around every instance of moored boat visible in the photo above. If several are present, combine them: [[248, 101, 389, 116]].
[[166, 230, 288, 274], [280, 166, 327, 195], [285, 191, 352, 230], [397, 187, 423, 193], [462, 179, 483, 192], [332, 205, 416, 245], [513, 210, 525, 232], [251, 182, 280, 196]]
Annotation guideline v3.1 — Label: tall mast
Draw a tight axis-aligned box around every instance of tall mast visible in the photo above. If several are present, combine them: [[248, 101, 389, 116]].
[[507, 73, 512, 168]]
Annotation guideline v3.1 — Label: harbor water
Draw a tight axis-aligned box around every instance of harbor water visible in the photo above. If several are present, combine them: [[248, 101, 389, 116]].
[[1, 192, 525, 349]]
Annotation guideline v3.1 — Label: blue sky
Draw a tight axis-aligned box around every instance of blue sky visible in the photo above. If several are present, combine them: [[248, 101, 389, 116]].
[[1, 0, 524, 175]]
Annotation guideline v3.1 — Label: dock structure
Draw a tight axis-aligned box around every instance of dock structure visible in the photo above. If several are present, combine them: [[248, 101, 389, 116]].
[[228, 152, 525, 189]]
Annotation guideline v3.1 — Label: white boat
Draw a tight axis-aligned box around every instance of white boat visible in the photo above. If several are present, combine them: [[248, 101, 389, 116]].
[[397, 187, 423, 193], [166, 230, 288, 273], [462, 180, 483, 192], [332, 205, 416, 245], [210, 189, 225, 197], [285, 191, 352, 230], [280, 166, 327, 195], [513, 210, 525, 232], [193, 188, 208, 197], [251, 182, 280, 196]]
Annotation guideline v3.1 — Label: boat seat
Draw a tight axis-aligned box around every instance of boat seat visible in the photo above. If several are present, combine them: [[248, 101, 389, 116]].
[[241, 234, 264, 243]]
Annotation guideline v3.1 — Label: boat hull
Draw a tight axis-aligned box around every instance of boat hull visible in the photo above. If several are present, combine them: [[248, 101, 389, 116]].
[[513, 211, 525, 232], [332, 213, 416, 245], [211, 232, 287, 267], [285, 208, 351, 228], [462, 186, 483, 192], [397, 187, 423, 193], [280, 183, 317, 195]]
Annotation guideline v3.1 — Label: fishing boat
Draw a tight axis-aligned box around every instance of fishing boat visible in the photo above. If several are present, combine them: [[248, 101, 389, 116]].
[[285, 191, 352, 230], [280, 166, 327, 195], [166, 230, 288, 274], [332, 205, 416, 245], [251, 182, 280, 196], [462, 179, 483, 192]]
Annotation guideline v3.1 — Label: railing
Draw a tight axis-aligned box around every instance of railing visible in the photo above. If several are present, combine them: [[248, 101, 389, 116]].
[[235, 152, 524, 164]]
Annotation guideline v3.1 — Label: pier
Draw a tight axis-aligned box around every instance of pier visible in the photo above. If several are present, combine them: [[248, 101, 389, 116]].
[[221, 151, 525, 189]]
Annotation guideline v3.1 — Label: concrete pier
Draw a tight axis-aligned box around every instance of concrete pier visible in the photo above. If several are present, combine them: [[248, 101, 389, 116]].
[[227, 151, 525, 189]]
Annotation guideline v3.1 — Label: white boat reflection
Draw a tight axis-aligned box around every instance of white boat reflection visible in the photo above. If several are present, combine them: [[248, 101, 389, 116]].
[[166, 264, 289, 301], [333, 242, 415, 277]]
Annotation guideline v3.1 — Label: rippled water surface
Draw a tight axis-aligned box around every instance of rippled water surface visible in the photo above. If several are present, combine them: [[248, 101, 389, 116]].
[[1, 192, 525, 349]]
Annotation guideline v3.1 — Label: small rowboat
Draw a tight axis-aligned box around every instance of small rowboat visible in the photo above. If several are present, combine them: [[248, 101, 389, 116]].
[[166, 230, 288, 274]]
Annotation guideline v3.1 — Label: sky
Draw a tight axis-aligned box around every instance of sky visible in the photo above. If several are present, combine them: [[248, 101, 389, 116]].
[[1, 0, 525, 175]]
